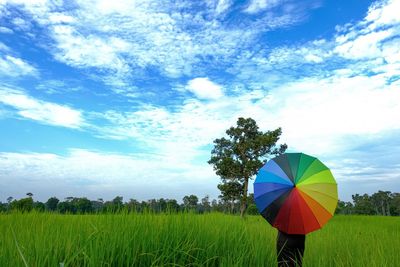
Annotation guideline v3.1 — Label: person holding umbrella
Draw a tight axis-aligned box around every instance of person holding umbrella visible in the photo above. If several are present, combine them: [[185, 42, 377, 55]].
[[253, 153, 338, 267], [276, 230, 305, 267]]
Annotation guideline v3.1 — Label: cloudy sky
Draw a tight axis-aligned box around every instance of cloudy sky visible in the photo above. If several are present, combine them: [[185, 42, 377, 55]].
[[0, 0, 399, 202]]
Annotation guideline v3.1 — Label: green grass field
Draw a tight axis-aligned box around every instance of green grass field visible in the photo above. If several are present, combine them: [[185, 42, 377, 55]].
[[0, 213, 399, 266]]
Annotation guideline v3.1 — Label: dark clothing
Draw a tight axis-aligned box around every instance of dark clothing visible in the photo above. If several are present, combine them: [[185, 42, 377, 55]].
[[276, 230, 305, 267]]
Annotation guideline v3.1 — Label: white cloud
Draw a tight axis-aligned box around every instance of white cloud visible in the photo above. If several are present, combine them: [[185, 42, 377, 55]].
[[0, 0, 248, 80], [215, 0, 231, 14], [0, 149, 218, 201], [47, 12, 75, 24], [365, 0, 400, 30], [335, 29, 394, 59], [0, 87, 84, 128], [186, 77, 224, 100], [0, 26, 13, 33], [0, 42, 9, 51], [263, 75, 400, 155], [92, 100, 233, 163], [95, 71, 400, 164], [0, 42, 36, 79], [304, 53, 323, 63], [334, 0, 400, 62], [51, 24, 130, 74], [1, 0, 399, 202], [0, 0, 318, 88], [0, 53, 37, 77], [244, 0, 280, 13], [227, 39, 333, 86], [381, 38, 400, 64]]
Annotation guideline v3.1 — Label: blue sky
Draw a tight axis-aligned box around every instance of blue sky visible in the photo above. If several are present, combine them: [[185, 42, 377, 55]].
[[1, 0, 399, 202]]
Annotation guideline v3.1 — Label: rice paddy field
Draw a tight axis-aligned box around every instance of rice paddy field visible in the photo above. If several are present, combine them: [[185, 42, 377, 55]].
[[0, 212, 399, 267]]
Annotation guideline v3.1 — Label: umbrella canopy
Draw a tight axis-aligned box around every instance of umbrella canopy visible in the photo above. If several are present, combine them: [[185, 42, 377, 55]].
[[254, 152, 338, 235]]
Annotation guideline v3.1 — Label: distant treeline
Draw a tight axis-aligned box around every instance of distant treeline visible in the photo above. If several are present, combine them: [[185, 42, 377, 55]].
[[336, 190, 400, 216], [0, 193, 260, 215], [1, 190, 399, 216]]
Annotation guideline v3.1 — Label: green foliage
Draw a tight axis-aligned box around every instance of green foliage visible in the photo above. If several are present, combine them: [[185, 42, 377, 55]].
[[370, 190, 392, 216], [73, 198, 93, 214], [209, 117, 286, 216], [10, 197, 33, 212], [182, 195, 198, 210], [57, 201, 76, 214], [45, 197, 59, 211], [335, 191, 400, 216], [33, 202, 45, 212], [247, 204, 259, 215], [1, 213, 399, 266], [391, 193, 400, 215], [217, 181, 242, 213], [0, 202, 6, 212], [3, 189, 400, 216], [335, 200, 353, 215], [352, 194, 377, 215]]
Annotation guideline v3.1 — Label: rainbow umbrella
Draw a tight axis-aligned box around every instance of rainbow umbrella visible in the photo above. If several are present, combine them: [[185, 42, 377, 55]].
[[254, 152, 338, 235]]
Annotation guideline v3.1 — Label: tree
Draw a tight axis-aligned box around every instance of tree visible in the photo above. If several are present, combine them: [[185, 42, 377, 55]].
[[208, 117, 287, 217], [10, 197, 34, 212], [183, 195, 198, 210], [126, 198, 140, 212], [57, 201, 75, 214], [336, 200, 354, 215], [0, 202, 6, 213], [73, 198, 93, 213], [6, 196, 13, 211], [201, 195, 211, 213], [390, 193, 400, 216], [352, 194, 375, 215], [371, 191, 391, 216], [217, 181, 242, 213], [45, 197, 60, 211], [103, 196, 124, 213], [34, 201, 45, 212], [246, 193, 259, 215], [166, 199, 180, 212], [113, 196, 123, 207], [91, 199, 104, 213]]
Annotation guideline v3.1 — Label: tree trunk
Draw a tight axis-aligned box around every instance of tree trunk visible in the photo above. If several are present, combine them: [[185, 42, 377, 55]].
[[240, 176, 249, 218]]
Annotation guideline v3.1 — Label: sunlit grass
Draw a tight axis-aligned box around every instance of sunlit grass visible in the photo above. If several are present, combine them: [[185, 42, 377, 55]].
[[0, 212, 399, 266]]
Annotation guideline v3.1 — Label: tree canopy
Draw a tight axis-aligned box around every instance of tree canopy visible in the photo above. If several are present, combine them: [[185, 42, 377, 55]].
[[208, 117, 287, 217]]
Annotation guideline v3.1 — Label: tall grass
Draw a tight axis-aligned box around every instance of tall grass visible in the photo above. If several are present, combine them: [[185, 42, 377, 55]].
[[0, 212, 399, 266]]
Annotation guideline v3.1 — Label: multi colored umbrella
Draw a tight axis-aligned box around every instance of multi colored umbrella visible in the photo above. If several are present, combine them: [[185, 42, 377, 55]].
[[254, 153, 338, 235]]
